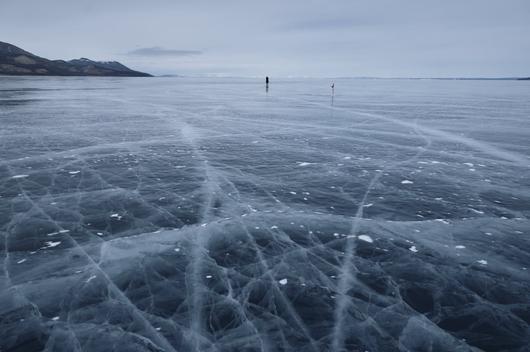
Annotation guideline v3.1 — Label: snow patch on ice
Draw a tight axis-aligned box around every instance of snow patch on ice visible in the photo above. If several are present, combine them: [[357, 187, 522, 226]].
[[44, 241, 61, 248], [358, 235, 373, 243]]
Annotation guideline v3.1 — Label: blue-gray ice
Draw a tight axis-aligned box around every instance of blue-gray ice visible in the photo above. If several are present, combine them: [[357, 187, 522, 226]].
[[1, 77, 529, 351]]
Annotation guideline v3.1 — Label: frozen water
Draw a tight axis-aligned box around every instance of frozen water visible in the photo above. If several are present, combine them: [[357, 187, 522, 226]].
[[1, 76, 530, 351]]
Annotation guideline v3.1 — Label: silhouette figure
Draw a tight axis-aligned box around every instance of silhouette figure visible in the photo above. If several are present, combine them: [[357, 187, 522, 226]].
[[331, 81, 335, 105], [265, 76, 269, 93]]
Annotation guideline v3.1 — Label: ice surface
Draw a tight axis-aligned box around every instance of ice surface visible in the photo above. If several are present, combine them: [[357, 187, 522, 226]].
[[1, 76, 530, 351]]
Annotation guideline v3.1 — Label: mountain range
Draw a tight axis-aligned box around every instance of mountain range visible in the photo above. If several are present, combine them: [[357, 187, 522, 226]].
[[0, 41, 151, 77]]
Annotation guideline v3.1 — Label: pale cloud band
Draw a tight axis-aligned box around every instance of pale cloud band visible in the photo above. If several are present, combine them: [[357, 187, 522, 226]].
[[127, 47, 203, 57]]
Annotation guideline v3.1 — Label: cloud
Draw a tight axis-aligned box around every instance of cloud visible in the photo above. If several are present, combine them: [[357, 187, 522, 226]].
[[280, 18, 370, 32], [127, 47, 202, 57]]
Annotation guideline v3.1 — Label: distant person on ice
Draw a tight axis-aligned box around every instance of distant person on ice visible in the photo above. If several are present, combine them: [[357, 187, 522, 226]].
[[266, 76, 269, 85]]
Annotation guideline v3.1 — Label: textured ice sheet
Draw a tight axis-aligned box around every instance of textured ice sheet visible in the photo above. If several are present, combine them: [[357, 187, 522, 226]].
[[1, 77, 529, 352]]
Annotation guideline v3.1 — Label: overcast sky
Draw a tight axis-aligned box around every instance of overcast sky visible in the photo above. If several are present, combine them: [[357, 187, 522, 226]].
[[1, 0, 529, 77]]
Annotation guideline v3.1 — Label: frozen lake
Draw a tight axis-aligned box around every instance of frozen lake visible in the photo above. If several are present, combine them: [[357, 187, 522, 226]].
[[1, 76, 529, 351]]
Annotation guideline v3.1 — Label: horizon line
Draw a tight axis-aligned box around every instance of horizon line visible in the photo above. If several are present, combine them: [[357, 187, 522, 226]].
[[154, 74, 530, 81]]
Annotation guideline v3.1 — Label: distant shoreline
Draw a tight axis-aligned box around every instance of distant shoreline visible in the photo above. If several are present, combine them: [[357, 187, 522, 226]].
[[330, 77, 530, 81], [0, 74, 150, 78], [1, 74, 528, 81]]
